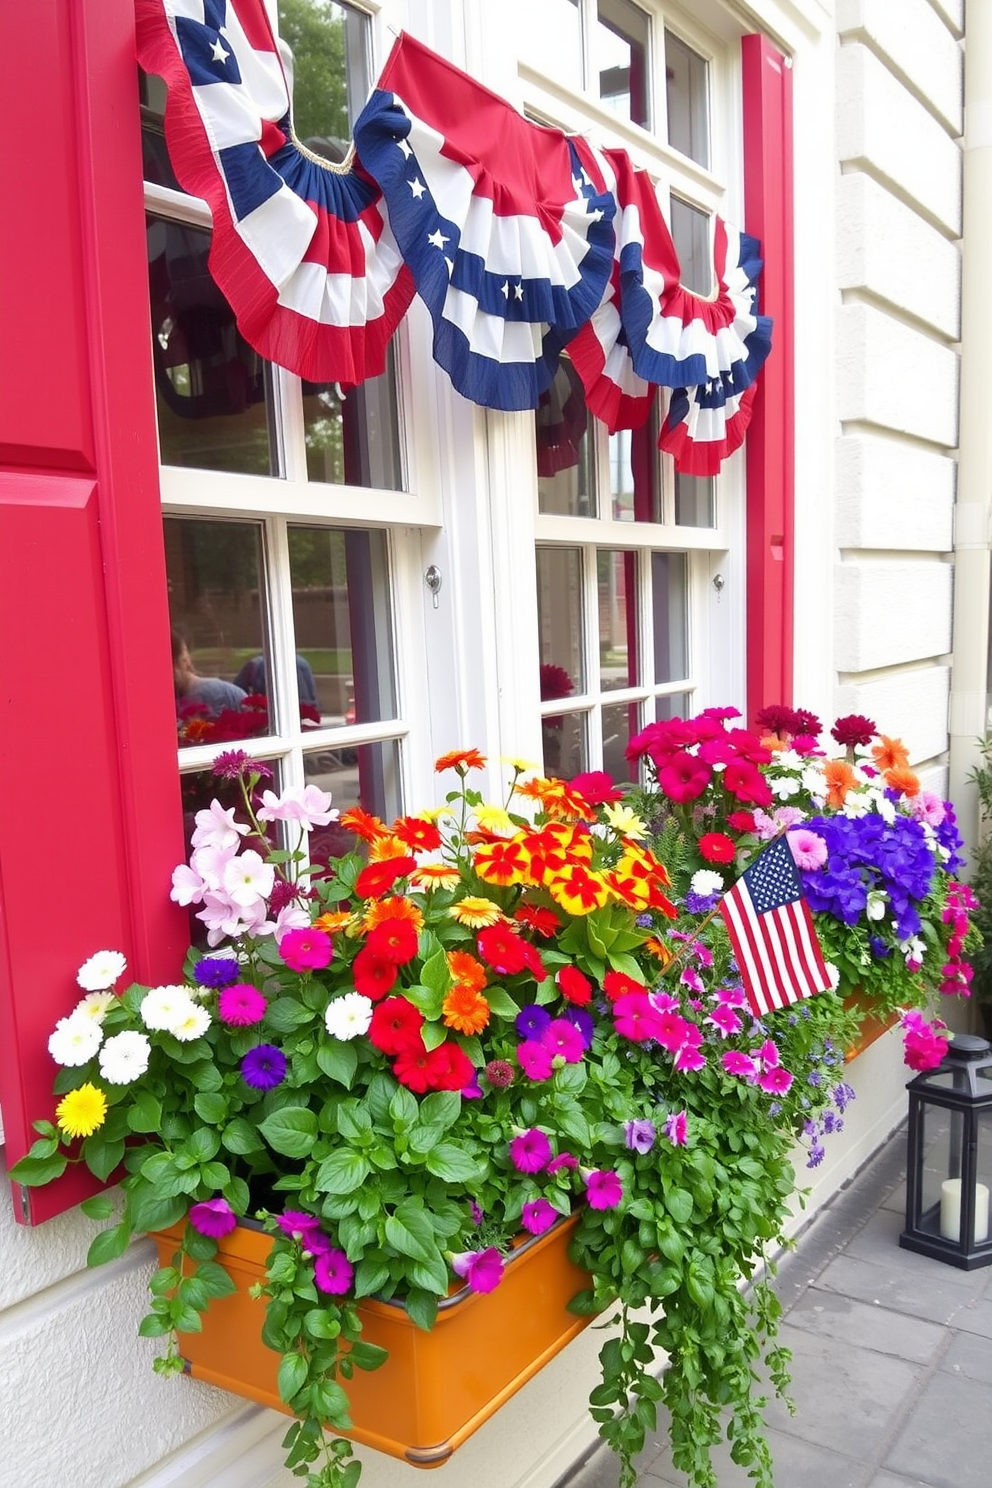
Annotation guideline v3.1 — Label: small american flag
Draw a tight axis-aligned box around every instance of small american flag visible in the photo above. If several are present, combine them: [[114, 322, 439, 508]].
[[718, 835, 831, 1017]]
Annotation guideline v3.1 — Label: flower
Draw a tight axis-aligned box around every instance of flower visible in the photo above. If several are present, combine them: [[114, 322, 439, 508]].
[[241, 1044, 287, 1090], [698, 832, 736, 864], [831, 714, 876, 748], [193, 956, 241, 990], [441, 985, 490, 1035], [139, 985, 200, 1033], [509, 1128, 552, 1173], [189, 1197, 238, 1238], [787, 828, 828, 871], [450, 1247, 504, 1293], [54, 1083, 108, 1139], [257, 783, 337, 831], [217, 983, 267, 1026], [585, 1169, 623, 1209], [449, 897, 504, 928], [98, 1030, 151, 1085], [435, 748, 487, 773], [314, 1248, 355, 1295], [279, 927, 333, 973], [76, 949, 127, 991], [48, 1014, 103, 1067], [324, 993, 374, 1040], [664, 1110, 688, 1146], [624, 1119, 656, 1153], [521, 1199, 559, 1235]]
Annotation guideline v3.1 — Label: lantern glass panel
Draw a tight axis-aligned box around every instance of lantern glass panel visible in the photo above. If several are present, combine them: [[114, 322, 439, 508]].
[[916, 1099, 992, 1248]]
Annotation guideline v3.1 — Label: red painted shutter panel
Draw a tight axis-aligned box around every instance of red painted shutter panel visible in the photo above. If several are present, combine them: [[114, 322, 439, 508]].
[[0, 0, 188, 1221]]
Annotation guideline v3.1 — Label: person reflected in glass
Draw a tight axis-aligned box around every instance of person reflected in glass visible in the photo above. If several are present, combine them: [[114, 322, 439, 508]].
[[234, 653, 319, 708], [172, 629, 247, 719]]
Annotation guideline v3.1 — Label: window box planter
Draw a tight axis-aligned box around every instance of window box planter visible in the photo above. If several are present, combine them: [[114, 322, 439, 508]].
[[843, 992, 899, 1064], [151, 1211, 597, 1468]]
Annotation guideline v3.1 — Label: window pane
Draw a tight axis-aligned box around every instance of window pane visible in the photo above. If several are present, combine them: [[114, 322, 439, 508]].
[[288, 527, 396, 726], [670, 198, 712, 296], [537, 361, 596, 516], [665, 31, 709, 168], [602, 701, 639, 783], [594, 0, 650, 128], [165, 518, 270, 747], [675, 473, 715, 527], [305, 739, 402, 867], [599, 550, 636, 691], [611, 414, 662, 523], [651, 552, 688, 683], [278, 0, 370, 159], [543, 711, 587, 780], [528, 0, 583, 91], [537, 548, 585, 701], [303, 354, 403, 490], [656, 691, 692, 721], [139, 71, 181, 191], [148, 216, 276, 475]]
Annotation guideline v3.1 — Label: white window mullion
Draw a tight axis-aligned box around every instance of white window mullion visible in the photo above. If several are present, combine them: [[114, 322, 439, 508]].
[[263, 518, 303, 791]]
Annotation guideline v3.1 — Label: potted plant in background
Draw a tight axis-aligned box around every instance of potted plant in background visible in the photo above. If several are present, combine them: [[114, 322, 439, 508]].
[[11, 725, 978, 1488]]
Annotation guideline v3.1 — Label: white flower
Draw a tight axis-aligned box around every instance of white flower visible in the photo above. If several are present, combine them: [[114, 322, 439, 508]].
[[768, 775, 801, 800], [48, 1014, 103, 1067], [191, 800, 250, 852], [76, 950, 127, 991], [690, 869, 724, 898], [603, 803, 647, 839], [171, 1004, 212, 1042], [72, 991, 115, 1022], [824, 962, 841, 990], [171, 862, 206, 907], [324, 992, 374, 1041], [800, 765, 827, 800], [257, 784, 337, 832], [98, 1030, 151, 1085], [866, 891, 887, 921], [140, 984, 199, 1032], [222, 849, 276, 908]]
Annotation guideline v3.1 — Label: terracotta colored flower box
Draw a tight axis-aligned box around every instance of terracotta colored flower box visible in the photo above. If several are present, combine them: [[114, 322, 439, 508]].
[[843, 992, 898, 1064], [151, 1213, 597, 1468]]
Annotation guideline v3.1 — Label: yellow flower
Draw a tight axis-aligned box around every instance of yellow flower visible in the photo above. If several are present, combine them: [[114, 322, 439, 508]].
[[313, 911, 356, 935], [55, 1083, 108, 1140], [473, 805, 517, 836], [449, 896, 505, 928], [603, 803, 647, 839], [410, 863, 461, 891]]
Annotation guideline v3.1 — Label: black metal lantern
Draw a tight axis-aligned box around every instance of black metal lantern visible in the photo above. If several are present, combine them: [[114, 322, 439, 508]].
[[900, 1033, 992, 1269]]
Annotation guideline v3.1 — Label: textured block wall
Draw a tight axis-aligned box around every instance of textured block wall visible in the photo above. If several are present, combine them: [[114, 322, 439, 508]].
[[833, 0, 963, 775]]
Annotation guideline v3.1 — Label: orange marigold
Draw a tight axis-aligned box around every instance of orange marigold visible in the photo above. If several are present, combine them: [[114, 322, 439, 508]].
[[410, 863, 461, 891], [644, 937, 673, 964], [885, 765, 921, 798], [871, 734, 910, 772], [368, 833, 411, 862], [441, 985, 490, 1036], [434, 748, 487, 773], [447, 949, 487, 991], [363, 896, 424, 934], [339, 806, 388, 842], [823, 757, 857, 808], [313, 911, 356, 935]]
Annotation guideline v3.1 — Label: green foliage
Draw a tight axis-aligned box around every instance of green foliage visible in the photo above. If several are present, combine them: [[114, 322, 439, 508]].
[[966, 737, 992, 1004]]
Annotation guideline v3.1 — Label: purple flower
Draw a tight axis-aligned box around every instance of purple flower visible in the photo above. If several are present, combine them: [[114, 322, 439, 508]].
[[470, 1201, 484, 1226], [217, 983, 267, 1027], [540, 1018, 585, 1063], [188, 1197, 237, 1238], [663, 1110, 688, 1146], [515, 1004, 551, 1040], [212, 750, 273, 782], [193, 956, 240, 990], [585, 1169, 623, 1210], [451, 1247, 504, 1293], [832, 1080, 856, 1113], [241, 1044, 287, 1090], [624, 1119, 656, 1154], [276, 1210, 323, 1242], [684, 891, 720, 914], [314, 1247, 354, 1295], [561, 1006, 595, 1048], [521, 1199, 559, 1235], [547, 1152, 578, 1175], [509, 1128, 552, 1173]]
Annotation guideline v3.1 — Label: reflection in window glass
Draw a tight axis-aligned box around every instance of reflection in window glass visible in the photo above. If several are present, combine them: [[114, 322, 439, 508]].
[[651, 552, 689, 684], [165, 517, 270, 747], [670, 198, 712, 296], [594, 0, 650, 128], [305, 739, 402, 868], [656, 691, 692, 721], [537, 548, 585, 702], [531, 0, 583, 91], [665, 31, 709, 168], [278, 0, 370, 159], [139, 71, 181, 191], [288, 527, 396, 727], [303, 355, 403, 490], [602, 701, 638, 783], [543, 710, 588, 780], [598, 551, 636, 691], [675, 473, 715, 528], [148, 217, 275, 475], [537, 361, 595, 516], [610, 414, 662, 523]]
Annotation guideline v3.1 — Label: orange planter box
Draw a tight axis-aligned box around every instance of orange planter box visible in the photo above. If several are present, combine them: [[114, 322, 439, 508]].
[[843, 992, 898, 1064], [151, 1214, 596, 1468]]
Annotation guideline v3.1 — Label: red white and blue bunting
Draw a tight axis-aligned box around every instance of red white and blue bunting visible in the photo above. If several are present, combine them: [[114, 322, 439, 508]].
[[135, 0, 772, 474]]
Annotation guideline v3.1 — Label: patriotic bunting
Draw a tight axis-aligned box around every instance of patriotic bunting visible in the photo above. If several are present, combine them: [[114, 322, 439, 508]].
[[135, 0, 773, 471]]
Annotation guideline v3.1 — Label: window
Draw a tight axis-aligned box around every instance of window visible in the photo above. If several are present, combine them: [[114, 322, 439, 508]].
[[664, 29, 710, 167], [142, 0, 417, 858]]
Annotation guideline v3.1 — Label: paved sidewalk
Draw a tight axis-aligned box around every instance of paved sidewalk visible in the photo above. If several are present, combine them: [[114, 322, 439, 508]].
[[562, 1130, 992, 1488]]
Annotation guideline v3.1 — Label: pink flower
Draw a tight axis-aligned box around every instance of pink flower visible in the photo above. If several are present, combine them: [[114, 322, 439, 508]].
[[752, 1038, 780, 1071], [509, 1128, 552, 1173], [901, 1013, 950, 1072], [722, 1050, 759, 1082], [451, 1247, 504, 1293], [521, 1199, 559, 1235], [723, 759, 773, 807], [612, 992, 665, 1043], [279, 927, 333, 973], [657, 751, 713, 803], [257, 783, 338, 832], [517, 1040, 554, 1081], [706, 1005, 742, 1037], [911, 791, 946, 828], [758, 1065, 794, 1094], [787, 829, 828, 871], [276, 1210, 323, 1242], [663, 1110, 688, 1146], [314, 1248, 354, 1295], [674, 1029, 707, 1072], [188, 1197, 237, 1238], [217, 983, 267, 1027], [585, 1169, 623, 1210], [547, 1152, 578, 1175], [651, 1009, 693, 1054], [540, 1018, 585, 1063]]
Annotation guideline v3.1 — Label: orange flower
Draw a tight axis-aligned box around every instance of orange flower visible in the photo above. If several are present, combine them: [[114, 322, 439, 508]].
[[473, 837, 532, 887], [441, 985, 491, 1035], [181, 718, 213, 744], [871, 734, 910, 772], [391, 816, 444, 853], [410, 863, 461, 891], [339, 806, 388, 842], [313, 911, 356, 935], [368, 833, 411, 861], [448, 897, 504, 928], [823, 757, 857, 808], [522, 824, 591, 883], [435, 748, 487, 773], [644, 937, 673, 964], [885, 765, 921, 798], [447, 950, 487, 991], [363, 896, 424, 934]]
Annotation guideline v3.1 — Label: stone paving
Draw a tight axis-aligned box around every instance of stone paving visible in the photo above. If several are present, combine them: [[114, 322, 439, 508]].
[[561, 1130, 992, 1488]]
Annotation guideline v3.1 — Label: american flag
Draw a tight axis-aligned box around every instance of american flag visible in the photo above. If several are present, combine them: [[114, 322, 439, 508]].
[[718, 835, 831, 1017]]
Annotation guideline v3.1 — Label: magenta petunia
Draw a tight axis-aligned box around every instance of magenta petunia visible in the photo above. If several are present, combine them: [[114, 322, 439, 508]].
[[217, 982, 267, 1026], [547, 1152, 578, 1175], [451, 1246, 504, 1293], [314, 1247, 354, 1295], [188, 1196, 237, 1238], [722, 1050, 759, 1083], [516, 1039, 554, 1081], [585, 1169, 623, 1210], [663, 1110, 688, 1146], [758, 1065, 794, 1095], [509, 1128, 553, 1173], [276, 1209, 323, 1241], [521, 1198, 559, 1235], [706, 1005, 742, 1037], [540, 1018, 585, 1063], [279, 927, 333, 973]]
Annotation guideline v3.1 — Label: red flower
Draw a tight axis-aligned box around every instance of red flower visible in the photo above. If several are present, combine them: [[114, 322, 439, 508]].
[[352, 946, 398, 1001], [569, 770, 624, 805], [602, 970, 647, 1003], [556, 966, 593, 1006], [354, 857, 416, 899], [514, 904, 562, 938], [366, 917, 419, 965], [727, 810, 756, 833], [476, 924, 529, 976], [723, 758, 773, 807], [369, 996, 425, 1055], [424, 1041, 476, 1091], [831, 713, 877, 748], [754, 704, 803, 737], [657, 751, 712, 803], [392, 1037, 433, 1093], [391, 816, 444, 852], [698, 832, 736, 865]]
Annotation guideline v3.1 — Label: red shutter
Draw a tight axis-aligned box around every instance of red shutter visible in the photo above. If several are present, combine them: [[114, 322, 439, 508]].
[[742, 34, 795, 722], [0, 0, 188, 1221]]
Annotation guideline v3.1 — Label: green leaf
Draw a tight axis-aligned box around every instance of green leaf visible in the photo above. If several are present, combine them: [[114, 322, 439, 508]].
[[484, 986, 522, 1018], [353, 1255, 391, 1299], [336, 1102, 373, 1141], [348, 1340, 389, 1372], [277, 1351, 309, 1405], [192, 1092, 228, 1126], [266, 997, 315, 1032], [417, 1092, 461, 1131], [606, 950, 645, 980], [186, 1127, 221, 1163], [137, 1313, 173, 1338], [389, 1085, 419, 1130], [316, 1039, 358, 1088], [425, 1143, 480, 1183], [9, 1151, 68, 1186], [195, 1260, 238, 1299], [403, 982, 445, 1021], [315, 1150, 372, 1194], [258, 1107, 318, 1159], [384, 1208, 440, 1264], [221, 1117, 266, 1156], [127, 1088, 163, 1133], [664, 1187, 693, 1225], [80, 1193, 116, 1221], [129, 1187, 189, 1234], [87, 1221, 132, 1266], [83, 1134, 126, 1183], [419, 940, 452, 998], [403, 1287, 439, 1332]]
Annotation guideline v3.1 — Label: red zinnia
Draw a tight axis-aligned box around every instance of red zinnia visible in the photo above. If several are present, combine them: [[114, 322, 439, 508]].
[[391, 816, 444, 852], [354, 856, 416, 899], [476, 924, 529, 976], [556, 965, 593, 1006], [568, 770, 624, 805], [602, 970, 647, 1003], [368, 996, 424, 1055], [352, 946, 398, 1001], [366, 917, 419, 965], [424, 1041, 476, 1091], [392, 1036, 433, 1093], [727, 810, 757, 833], [514, 903, 562, 938], [831, 713, 877, 748], [657, 751, 712, 804], [698, 832, 736, 865]]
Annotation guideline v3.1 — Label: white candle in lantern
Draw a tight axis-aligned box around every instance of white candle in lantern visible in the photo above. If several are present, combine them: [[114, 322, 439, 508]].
[[939, 1179, 991, 1243]]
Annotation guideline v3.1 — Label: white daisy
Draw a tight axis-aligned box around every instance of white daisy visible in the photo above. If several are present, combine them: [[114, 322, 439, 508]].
[[98, 1030, 151, 1085], [72, 991, 116, 1022], [140, 984, 199, 1033], [324, 992, 374, 1041], [48, 1014, 103, 1067], [76, 950, 127, 992], [171, 1005, 212, 1041]]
